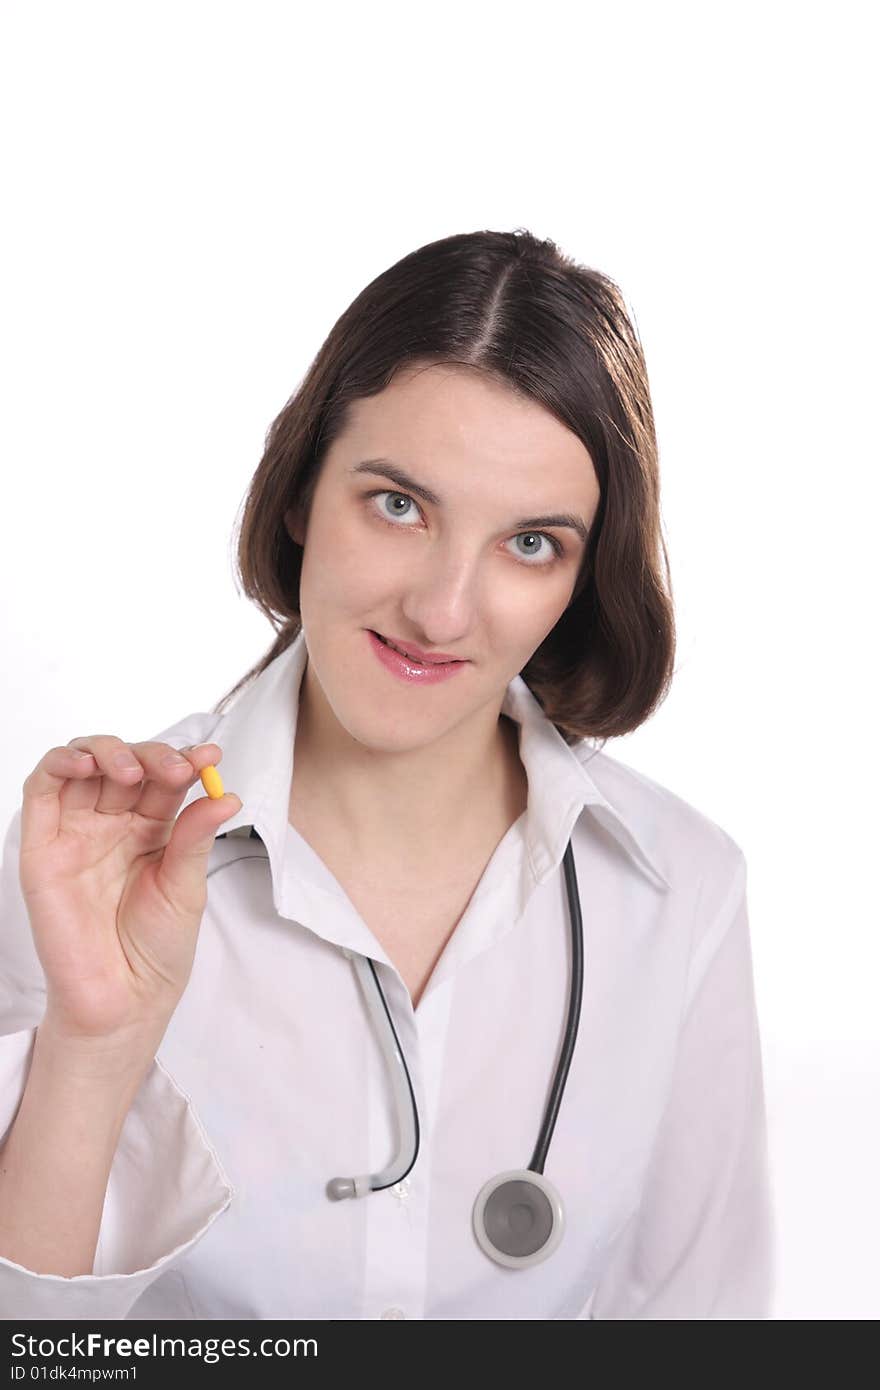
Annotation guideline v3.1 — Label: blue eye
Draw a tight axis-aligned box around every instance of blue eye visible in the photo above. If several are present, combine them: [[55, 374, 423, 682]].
[[365, 490, 563, 567], [376, 492, 419, 524]]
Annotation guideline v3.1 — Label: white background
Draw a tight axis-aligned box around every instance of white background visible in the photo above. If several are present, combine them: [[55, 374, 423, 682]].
[[1, 0, 876, 1319]]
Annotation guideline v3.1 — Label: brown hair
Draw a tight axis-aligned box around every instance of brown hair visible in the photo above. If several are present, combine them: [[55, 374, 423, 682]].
[[213, 227, 676, 750]]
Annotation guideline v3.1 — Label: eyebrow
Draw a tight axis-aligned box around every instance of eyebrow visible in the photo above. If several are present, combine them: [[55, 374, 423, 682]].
[[350, 459, 590, 545]]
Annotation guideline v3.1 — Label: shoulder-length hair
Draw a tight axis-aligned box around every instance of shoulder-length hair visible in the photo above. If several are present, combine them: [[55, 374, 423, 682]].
[[212, 227, 675, 750]]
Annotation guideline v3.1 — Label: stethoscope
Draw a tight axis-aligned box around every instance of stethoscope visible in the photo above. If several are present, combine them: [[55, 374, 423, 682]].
[[214, 827, 584, 1270]]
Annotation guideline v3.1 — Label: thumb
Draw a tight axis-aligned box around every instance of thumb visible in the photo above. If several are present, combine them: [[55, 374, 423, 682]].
[[157, 791, 242, 910]]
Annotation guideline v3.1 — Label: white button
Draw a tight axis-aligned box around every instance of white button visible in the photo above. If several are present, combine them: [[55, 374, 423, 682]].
[[381, 1307, 406, 1320]]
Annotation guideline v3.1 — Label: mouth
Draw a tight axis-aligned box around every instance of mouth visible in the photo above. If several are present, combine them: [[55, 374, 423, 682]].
[[370, 631, 462, 666]]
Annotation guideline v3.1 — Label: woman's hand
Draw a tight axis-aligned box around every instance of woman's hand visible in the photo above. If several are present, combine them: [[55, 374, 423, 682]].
[[18, 736, 241, 1048]]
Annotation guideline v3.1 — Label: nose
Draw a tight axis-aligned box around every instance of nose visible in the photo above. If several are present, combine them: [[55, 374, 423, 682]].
[[398, 545, 481, 649]]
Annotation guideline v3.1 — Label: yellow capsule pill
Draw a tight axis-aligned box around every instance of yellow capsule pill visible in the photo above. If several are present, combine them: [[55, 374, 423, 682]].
[[200, 764, 225, 799]]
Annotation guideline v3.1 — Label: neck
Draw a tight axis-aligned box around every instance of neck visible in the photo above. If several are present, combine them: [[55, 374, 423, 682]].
[[289, 658, 527, 860]]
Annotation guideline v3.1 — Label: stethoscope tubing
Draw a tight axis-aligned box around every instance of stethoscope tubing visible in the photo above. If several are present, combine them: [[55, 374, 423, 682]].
[[340, 951, 421, 1196], [332, 837, 583, 1194]]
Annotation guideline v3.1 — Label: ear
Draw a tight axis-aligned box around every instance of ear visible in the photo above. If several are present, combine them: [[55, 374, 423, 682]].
[[284, 505, 306, 548]]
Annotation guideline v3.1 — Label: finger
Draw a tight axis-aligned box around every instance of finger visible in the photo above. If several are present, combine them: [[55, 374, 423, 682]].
[[60, 738, 220, 818], [62, 735, 151, 816], [123, 742, 225, 822], [20, 744, 105, 852], [154, 786, 242, 914]]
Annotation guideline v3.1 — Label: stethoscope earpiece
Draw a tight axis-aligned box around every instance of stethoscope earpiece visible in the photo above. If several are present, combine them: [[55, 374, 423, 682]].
[[472, 1169, 565, 1268]]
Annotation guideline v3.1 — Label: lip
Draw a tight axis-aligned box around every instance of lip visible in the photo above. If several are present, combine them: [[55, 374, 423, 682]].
[[367, 630, 468, 685], [372, 632, 464, 665]]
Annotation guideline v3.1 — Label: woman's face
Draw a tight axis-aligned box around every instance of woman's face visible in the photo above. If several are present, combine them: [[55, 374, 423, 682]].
[[286, 363, 601, 753]]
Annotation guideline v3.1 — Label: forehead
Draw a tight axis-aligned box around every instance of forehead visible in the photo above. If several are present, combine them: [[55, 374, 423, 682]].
[[331, 363, 599, 505]]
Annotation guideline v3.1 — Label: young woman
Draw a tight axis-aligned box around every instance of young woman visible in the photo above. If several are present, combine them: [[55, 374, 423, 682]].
[[0, 229, 774, 1319]]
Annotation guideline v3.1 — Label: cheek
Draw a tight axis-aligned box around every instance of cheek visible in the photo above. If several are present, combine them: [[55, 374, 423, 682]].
[[483, 588, 569, 673], [302, 509, 399, 605], [492, 575, 572, 641]]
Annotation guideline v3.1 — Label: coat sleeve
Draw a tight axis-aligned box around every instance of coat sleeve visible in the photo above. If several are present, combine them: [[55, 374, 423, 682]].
[[0, 726, 235, 1321], [586, 847, 777, 1319]]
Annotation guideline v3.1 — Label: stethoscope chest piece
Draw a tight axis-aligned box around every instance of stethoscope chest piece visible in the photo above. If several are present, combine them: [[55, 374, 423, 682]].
[[472, 1169, 565, 1268]]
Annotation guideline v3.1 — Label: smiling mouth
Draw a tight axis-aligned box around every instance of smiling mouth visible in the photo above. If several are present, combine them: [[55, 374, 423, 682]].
[[372, 632, 459, 666]]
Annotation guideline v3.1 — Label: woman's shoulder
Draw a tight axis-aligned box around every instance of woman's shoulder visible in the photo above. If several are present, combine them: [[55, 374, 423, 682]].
[[570, 738, 746, 877]]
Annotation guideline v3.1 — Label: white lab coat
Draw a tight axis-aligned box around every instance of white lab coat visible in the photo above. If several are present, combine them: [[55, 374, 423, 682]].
[[0, 630, 775, 1319]]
